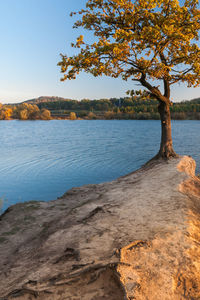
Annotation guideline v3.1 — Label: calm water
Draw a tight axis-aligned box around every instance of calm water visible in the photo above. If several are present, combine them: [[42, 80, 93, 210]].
[[0, 120, 199, 212]]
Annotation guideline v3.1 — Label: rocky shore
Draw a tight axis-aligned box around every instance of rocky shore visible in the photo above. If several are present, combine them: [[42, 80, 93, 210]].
[[0, 156, 200, 299]]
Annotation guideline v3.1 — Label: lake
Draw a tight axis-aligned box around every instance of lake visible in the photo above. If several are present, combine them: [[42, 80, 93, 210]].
[[0, 120, 199, 212]]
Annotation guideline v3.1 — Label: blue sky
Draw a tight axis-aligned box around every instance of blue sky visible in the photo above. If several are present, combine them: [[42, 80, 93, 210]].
[[0, 0, 200, 103]]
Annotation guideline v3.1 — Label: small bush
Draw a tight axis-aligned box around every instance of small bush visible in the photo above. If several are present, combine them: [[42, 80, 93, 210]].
[[69, 112, 77, 120]]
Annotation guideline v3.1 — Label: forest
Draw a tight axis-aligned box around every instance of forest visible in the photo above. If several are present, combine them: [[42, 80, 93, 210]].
[[0, 103, 51, 120], [0, 96, 200, 120]]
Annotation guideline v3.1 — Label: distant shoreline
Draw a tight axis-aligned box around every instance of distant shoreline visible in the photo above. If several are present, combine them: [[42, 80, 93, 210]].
[[1, 116, 200, 121]]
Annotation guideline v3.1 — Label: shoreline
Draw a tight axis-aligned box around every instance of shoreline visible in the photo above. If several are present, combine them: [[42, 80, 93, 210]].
[[0, 117, 200, 121]]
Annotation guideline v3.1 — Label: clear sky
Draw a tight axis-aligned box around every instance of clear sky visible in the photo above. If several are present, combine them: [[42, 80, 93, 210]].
[[0, 0, 200, 103]]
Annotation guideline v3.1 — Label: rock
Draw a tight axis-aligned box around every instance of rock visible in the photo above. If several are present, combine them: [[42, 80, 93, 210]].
[[0, 156, 200, 299]]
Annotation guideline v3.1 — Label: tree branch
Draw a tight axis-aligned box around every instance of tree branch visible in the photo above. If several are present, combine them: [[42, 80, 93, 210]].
[[140, 73, 169, 104]]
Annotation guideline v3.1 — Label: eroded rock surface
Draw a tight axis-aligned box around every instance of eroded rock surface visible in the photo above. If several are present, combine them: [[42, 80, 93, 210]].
[[0, 156, 200, 299]]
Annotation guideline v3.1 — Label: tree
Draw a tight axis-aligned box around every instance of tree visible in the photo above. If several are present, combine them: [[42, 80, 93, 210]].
[[40, 108, 51, 120], [13, 103, 40, 120], [69, 112, 77, 120], [88, 111, 97, 119], [58, 0, 200, 158], [0, 106, 13, 120]]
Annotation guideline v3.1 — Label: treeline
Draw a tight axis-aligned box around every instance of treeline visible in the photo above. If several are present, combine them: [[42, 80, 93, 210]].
[[1, 97, 200, 120], [0, 103, 51, 120], [36, 96, 200, 120]]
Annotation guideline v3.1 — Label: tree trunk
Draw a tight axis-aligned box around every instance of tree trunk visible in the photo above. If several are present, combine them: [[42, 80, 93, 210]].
[[157, 102, 177, 158]]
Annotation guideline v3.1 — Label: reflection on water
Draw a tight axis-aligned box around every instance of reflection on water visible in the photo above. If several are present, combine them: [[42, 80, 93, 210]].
[[0, 120, 199, 211]]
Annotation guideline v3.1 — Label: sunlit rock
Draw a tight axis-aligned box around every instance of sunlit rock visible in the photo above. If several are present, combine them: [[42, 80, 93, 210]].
[[0, 156, 200, 299]]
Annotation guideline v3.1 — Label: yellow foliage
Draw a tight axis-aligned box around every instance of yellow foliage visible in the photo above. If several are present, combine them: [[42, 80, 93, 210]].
[[40, 109, 51, 120], [19, 109, 28, 120], [0, 107, 13, 120], [0, 103, 52, 121], [14, 103, 40, 120], [58, 0, 200, 103], [69, 112, 77, 120]]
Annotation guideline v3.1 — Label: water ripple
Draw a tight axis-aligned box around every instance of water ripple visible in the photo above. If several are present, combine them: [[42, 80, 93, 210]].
[[0, 120, 199, 212]]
